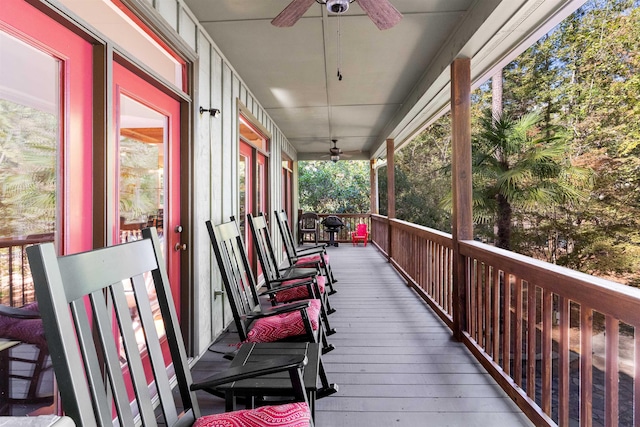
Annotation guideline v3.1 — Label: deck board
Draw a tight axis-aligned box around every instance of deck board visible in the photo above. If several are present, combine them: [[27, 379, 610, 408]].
[[314, 244, 533, 426], [191, 244, 534, 426]]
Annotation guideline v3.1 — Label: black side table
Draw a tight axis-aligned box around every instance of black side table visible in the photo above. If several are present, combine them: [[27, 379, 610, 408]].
[[218, 342, 321, 418]]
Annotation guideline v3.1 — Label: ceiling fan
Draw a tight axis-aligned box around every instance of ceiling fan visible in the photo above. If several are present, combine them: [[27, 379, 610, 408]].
[[323, 139, 360, 162], [272, 0, 402, 30]]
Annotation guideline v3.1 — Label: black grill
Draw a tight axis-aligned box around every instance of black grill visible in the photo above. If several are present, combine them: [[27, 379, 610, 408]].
[[321, 216, 344, 247]]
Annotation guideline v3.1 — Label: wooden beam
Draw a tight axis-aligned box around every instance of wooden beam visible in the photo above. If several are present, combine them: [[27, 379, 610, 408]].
[[386, 139, 395, 218], [386, 139, 395, 260], [370, 159, 378, 214], [451, 58, 472, 341]]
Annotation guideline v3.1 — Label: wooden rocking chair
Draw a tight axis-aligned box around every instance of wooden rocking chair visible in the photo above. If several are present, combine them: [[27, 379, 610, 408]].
[[206, 219, 338, 399], [274, 210, 337, 294], [246, 213, 336, 333], [206, 218, 336, 353], [26, 227, 313, 427]]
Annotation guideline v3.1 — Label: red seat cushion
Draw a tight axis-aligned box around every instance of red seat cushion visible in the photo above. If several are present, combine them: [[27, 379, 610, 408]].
[[0, 302, 47, 349], [193, 402, 311, 427], [295, 253, 329, 265], [246, 300, 321, 344], [273, 276, 326, 303]]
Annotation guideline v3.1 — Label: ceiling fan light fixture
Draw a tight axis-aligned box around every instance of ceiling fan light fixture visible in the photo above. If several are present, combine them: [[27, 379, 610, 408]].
[[326, 0, 349, 14], [330, 154, 340, 162]]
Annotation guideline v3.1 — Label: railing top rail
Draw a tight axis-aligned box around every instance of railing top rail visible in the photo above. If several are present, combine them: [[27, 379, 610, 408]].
[[389, 218, 453, 247], [460, 239, 640, 325], [0, 234, 55, 249], [314, 213, 371, 218]]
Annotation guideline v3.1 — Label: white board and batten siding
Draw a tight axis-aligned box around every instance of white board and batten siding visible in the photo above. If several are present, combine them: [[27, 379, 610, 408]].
[[147, 0, 299, 356]]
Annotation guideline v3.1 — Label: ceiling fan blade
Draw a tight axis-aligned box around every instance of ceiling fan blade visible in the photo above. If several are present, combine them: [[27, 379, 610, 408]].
[[271, 0, 316, 27], [340, 150, 362, 158], [356, 0, 402, 30]]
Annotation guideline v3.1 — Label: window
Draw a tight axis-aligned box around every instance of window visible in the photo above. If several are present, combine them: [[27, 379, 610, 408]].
[[238, 113, 269, 278], [238, 114, 269, 239], [282, 158, 294, 223]]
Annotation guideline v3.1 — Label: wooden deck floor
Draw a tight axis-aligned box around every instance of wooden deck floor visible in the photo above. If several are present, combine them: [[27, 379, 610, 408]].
[[192, 244, 534, 426]]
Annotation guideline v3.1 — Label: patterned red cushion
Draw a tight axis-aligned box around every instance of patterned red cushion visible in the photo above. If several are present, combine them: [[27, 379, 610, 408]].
[[0, 302, 47, 349], [193, 402, 311, 427], [295, 253, 329, 266], [273, 276, 326, 303], [246, 300, 321, 344]]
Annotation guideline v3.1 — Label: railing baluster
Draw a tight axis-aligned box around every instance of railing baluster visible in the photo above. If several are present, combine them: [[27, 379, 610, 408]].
[[492, 266, 500, 362], [20, 246, 25, 303], [431, 240, 436, 302], [484, 264, 491, 354], [581, 306, 593, 427], [542, 289, 552, 414], [447, 247, 453, 314], [605, 315, 618, 427], [515, 275, 523, 387], [431, 242, 435, 305], [430, 240, 435, 301], [527, 282, 536, 400], [472, 260, 478, 341], [503, 272, 512, 376], [8, 246, 14, 306], [475, 260, 482, 342], [559, 296, 570, 426]]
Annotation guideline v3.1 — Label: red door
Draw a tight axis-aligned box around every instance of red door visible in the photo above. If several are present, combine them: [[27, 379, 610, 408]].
[[113, 63, 181, 313], [0, 0, 93, 415], [239, 142, 254, 263]]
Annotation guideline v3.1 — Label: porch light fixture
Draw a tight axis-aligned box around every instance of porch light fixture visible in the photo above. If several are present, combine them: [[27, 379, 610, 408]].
[[199, 107, 221, 118]]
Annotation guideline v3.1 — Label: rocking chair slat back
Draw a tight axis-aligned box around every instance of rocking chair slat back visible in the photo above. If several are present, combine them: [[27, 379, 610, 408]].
[[247, 213, 284, 284], [206, 218, 261, 341], [26, 228, 198, 427], [275, 210, 301, 264]]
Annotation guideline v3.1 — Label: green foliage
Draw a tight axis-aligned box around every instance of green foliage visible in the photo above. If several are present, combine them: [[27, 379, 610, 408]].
[[0, 99, 57, 238], [119, 138, 162, 222], [298, 160, 370, 213], [466, 0, 639, 279], [386, 115, 452, 232], [466, 110, 592, 249]]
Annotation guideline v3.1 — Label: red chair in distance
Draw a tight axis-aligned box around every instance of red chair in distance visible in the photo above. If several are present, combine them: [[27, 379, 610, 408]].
[[351, 223, 368, 247]]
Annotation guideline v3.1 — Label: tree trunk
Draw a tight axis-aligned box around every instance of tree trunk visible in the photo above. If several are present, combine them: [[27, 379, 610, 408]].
[[496, 194, 511, 250], [492, 69, 503, 120]]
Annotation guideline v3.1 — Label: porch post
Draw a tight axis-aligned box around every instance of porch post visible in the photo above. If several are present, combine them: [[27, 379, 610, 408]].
[[370, 159, 378, 214], [386, 139, 395, 260], [451, 58, 472, 341]]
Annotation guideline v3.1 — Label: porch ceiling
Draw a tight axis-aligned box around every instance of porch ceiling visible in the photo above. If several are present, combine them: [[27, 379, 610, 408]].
[[184, 0, 585, 160]]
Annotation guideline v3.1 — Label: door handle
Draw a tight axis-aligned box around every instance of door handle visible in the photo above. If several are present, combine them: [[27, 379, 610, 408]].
[[174, 243, 187, 251]]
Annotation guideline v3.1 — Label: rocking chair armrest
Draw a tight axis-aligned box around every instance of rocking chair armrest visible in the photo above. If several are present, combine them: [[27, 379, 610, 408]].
[[247, 301, 311, 319], [0, 305, 40, 319], [294, 246, 326, 256], [275, 269, 318, 282], [190, 354, 307, 391], [288, 260, 321, 270], [259, 280, 314, 296]]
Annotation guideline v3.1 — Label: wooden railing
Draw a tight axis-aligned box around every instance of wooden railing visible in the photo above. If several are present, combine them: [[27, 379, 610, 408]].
[[298, 213, 371, 244], [371, 216, 640, 427], [0, 234, 55, 307], [383, 217, 454, 328], [371, 214, 389, 254]]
